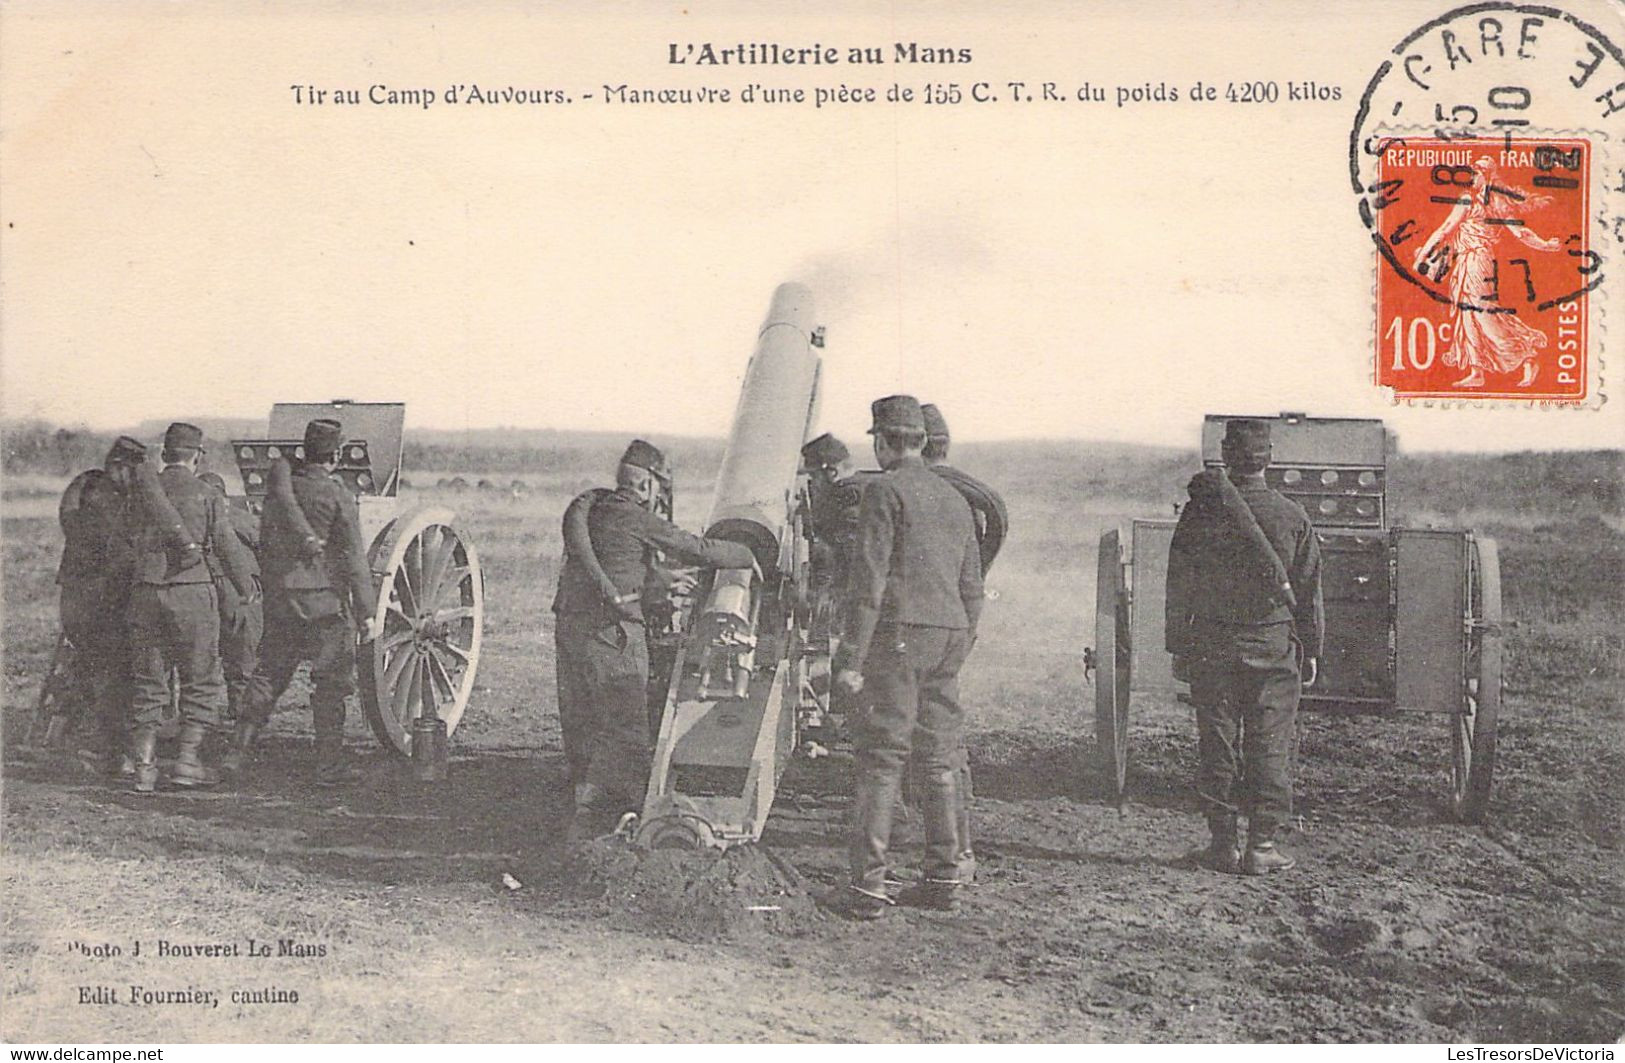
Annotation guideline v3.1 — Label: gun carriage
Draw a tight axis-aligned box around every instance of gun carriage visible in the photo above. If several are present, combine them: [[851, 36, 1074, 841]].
[[1091, 413, 1504, 821], [231, 402, 485, 756]]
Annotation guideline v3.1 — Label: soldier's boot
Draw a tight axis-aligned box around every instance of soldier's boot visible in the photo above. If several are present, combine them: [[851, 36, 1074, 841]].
[[845, 768, 902, 917], [131, 728, 160, 795], [313, 703, 360, 787], [1203, 813, 1242, 874], [826, 885, 892, 922], [954, 760, 976, 885], [564, 782, 623, 845], [168, 723, 220, 789], [102, 716, 134, 777], [1243, 840, 1297, 876], [901, 767, 963, 913], [78, 741, 134, 779], [314, 739, 361, 786], [219, 721, 259, 776]]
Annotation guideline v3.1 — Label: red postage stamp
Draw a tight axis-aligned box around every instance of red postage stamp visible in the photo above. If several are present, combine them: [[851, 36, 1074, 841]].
[[1372, 136, 1594, 401]]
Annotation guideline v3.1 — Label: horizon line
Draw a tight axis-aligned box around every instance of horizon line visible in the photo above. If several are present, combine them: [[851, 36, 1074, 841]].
[[3, 414, 1620, 458]]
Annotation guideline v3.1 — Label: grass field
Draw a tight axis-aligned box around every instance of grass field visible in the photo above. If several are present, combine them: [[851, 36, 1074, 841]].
[[2, 440, 1621, 1042]]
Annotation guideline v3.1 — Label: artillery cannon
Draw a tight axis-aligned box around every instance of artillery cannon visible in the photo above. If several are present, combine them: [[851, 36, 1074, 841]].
[[1091, 413, 1504, 821], [634, 283, 837, 850], [231, 402, 485, 756]]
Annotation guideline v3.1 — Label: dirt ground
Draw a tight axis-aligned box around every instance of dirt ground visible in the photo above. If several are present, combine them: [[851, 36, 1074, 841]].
[[3, 458, 1622, 1043]]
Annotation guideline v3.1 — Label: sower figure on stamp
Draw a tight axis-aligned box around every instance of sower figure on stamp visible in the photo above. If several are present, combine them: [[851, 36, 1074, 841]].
[[125, 423, 257, 793], [199, 472, 264, 727], [1413, 154, 1560, 390], [224, 418, 379, 785], [1166, 418, 1323, 875], [833, 396, 984, 919], [921, 402, 1009, 886], [551, 440, 754, 841], [55, 435, 147, 776]]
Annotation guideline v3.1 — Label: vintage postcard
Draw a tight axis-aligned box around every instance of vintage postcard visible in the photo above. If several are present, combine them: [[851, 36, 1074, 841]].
[[2, 0, 1621, 1047]]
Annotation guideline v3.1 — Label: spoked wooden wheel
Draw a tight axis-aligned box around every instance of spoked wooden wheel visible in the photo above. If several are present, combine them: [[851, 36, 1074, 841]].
[[1094, 528, 1132, 801], [1450, 536, 1502, 823], [359, 507, 484, 756]]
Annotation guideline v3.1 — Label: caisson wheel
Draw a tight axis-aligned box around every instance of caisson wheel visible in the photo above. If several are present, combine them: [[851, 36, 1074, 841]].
[[1094, 528, 1132, 801], [1450, 536, 1502, 823]]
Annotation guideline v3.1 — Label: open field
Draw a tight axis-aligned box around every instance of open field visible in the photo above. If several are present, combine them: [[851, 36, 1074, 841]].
[[3, 441, 1622, 1042]]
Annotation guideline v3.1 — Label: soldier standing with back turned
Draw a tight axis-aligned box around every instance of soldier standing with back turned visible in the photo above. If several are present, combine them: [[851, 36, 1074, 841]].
[[125, 423, 257, 793], [225, 418, 378, 785], [920, 402, 1008, 885], [56, 435, 148, 776], [199, 471, 263, 726], [833, 396, 984, 919], [1165, 418, 1323, 875]]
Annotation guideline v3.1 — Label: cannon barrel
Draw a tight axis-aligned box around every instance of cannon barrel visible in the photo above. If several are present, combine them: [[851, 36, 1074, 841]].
[[704, 282, 822, 579], [636, 283, 832, 851]]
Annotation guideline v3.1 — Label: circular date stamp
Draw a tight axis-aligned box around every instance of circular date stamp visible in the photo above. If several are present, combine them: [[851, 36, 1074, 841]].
[[1349, 3, 1624, 402]]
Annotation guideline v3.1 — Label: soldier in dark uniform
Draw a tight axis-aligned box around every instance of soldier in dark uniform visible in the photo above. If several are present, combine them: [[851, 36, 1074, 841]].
[[199, 472, 263, 725], [921, 404, 1009, 575], [552, 440, 755, 839], [833, 396, 984, 918], [225, 418, 378, 785], [556, 474, 703, 758], [125, 423, 257, 793], [920, 403, 1010, 885], [1166, 419, 1323, 875], [55, 435, 147, 775], [800, 432, 855, 617], [802, 432, 855, 537]]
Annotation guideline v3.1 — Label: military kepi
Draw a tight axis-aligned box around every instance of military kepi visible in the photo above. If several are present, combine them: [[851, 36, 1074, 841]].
[[303, 418, 344, 460], [801, 432, 849, 468], [163, 422, 205, 454], [620, 438, 670, 480], [921, 403, 950, 443], [1221, 418, 1272, 463], [868, 394, 926, 434], [105, 435, 148, 466]]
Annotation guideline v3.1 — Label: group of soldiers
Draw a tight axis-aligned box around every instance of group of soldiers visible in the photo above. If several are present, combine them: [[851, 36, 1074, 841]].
[[550, 406, 1322, 916], [549, 394, 1010, 915], [51, 417, 380, 791], [49, 403, 1321, 912]]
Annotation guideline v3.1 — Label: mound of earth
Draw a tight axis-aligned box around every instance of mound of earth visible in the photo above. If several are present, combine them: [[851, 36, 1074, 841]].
[[565, 840, 822, 942]]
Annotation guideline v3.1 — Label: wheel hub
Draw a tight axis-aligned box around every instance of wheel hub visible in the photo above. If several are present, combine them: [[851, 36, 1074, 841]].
[[415, 614, 449, 642]]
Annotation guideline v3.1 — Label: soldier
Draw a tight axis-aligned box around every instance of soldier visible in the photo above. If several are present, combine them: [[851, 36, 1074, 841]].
[[557, 475, 700, 772], [800, 432, 855, 603], [1165, 418, 1323, 875], [55, 435, 147, 775], [125, 423, 257, 793], [199, 472, 263, 726], [921, 404, 1009, 575], [920, 402, 1010, 885], [225, 418, 378, 785], [551, 439, 755, 840], [833, 396, 984, 919], [802, 432, 855, 522]]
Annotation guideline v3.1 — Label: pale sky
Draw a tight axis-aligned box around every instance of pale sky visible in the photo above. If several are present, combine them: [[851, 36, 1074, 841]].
[[3, 1, 1622, 453]]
